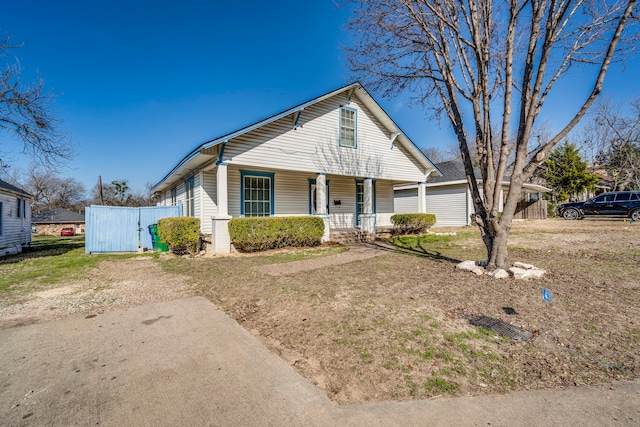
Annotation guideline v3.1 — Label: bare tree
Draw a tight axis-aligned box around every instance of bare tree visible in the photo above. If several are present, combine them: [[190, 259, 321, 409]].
[[583, 96, 640, 190], [23, 166, 85, 214], [422, 145, 459, 163], [0, 36, 71, 170], [343, 0, 638, 269], [89, 179, 155, 207]]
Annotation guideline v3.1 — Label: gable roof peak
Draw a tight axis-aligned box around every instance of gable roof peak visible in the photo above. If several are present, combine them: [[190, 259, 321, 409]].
[[152, 83, 438, 192]]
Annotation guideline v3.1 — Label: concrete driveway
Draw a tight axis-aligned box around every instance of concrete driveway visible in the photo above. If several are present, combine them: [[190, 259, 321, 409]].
[[1, 297, 638, 426]]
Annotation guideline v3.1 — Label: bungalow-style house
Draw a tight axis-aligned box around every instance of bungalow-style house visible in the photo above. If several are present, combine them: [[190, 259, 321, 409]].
[[32, 208, 86, 236], [395, 161, 551, 227], [152, 83, 440, 253], [0, 178, 33, 256]]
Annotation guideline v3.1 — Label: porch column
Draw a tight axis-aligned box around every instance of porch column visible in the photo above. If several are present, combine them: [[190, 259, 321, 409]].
[[417, 182, 427, 213], [316, 173, 330, 242], [362, 177, 376, 235], [212, 162, 232, 254], [217, 163, 229, 217]]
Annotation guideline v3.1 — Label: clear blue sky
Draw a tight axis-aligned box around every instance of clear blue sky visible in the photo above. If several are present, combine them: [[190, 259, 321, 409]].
[[3, 0, 639, 195]]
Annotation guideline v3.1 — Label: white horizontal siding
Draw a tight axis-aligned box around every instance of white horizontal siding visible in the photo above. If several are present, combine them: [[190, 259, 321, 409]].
[[222, 92, 427, 182], [327, 176, 357, 228], [375, 180, 394, 227], [0, 193, 31, 251], [157, 191, 168, 206], [175, 181, 186, 214], [194, 173, 201, 220], [201, 171, 218, 234]]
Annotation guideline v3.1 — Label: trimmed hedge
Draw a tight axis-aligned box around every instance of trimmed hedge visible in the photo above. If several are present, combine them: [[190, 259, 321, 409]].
[[228, 216, 325, 252], [390, 213, 436, 235], [157, 217, 201, 255]]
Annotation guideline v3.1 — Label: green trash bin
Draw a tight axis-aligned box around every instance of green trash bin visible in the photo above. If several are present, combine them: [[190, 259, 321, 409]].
[[149, 224, 169, 252]]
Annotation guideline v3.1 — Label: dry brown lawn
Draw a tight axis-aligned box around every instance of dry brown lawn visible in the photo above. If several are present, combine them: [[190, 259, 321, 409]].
[[1, 219, 638, 405]]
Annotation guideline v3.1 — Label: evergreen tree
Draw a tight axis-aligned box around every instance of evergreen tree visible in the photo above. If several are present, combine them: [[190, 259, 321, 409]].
[[544, 142, 599, 202]]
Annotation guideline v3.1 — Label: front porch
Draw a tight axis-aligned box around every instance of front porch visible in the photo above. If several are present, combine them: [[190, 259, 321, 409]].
[[205, 163, 410, 254]]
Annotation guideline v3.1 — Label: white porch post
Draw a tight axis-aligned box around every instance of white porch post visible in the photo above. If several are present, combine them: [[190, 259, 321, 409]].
[[316, 173, 331, 242], [417, 182, 427, 213], [212, 162, 232, 254], [362, 177, 376, 235]]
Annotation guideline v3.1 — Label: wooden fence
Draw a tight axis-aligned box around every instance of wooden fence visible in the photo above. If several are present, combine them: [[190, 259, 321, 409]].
[[513, 199, 548, 220]]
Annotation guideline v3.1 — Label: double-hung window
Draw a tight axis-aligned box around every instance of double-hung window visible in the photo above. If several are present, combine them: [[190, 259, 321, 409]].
[[340, 107, 357, 148], [241, 171, 274, 217], [170, 187, 177, 206], [184, 177, 195, 217]]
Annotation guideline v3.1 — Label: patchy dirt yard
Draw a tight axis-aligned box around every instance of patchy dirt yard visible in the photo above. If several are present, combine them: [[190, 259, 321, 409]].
[[0, 257, 196, 329], [1, 219, 639, 405]]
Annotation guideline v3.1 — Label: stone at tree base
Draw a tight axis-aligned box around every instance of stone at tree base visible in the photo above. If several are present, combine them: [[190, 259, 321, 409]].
[[513, 261, 535, 269], [457, 260, 546, 279], [508, 267, 528, 279], [456, 260, 484, 275], [508, 265, 546, 279], [456, 260, 477, 270], [489, 269, 509, 279]]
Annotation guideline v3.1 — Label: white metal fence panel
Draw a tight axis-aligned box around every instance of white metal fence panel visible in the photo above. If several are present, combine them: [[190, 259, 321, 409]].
[[85, 205, 182, 253], [86, 206, 139, 253]]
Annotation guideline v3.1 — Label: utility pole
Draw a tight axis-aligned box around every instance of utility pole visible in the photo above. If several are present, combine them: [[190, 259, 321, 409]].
[[98, 175, 104, 205]]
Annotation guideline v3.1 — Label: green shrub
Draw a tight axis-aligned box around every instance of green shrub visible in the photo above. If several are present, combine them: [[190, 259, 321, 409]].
[[157, 217, 201, 255], [228, 216, 325, 252], [390, 213, 436, 235]]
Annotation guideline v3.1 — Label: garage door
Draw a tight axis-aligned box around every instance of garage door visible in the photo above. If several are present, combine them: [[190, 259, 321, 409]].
[[426, 185, 469, 227], [393, 188, 419, 214]]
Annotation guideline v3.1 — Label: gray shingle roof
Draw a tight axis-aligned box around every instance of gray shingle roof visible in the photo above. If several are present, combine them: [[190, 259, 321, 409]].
[[428, 161, 483, 184], [32, 208, 85, 223], [0, 178, 33, 197]]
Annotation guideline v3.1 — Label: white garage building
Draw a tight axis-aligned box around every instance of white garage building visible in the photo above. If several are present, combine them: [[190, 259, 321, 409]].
[[394, 161, 551, 227]]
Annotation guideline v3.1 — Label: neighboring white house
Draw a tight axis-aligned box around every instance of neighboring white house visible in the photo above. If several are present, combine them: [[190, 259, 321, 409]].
[[0, 179, 33, 256], [395, 161, 551, 227], [152, 83, 440, 253]]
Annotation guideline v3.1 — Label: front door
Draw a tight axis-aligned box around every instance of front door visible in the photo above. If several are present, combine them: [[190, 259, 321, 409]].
[[355, 180, 376, 226]]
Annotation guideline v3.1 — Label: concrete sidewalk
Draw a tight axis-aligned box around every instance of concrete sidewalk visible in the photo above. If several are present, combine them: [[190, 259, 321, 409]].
[[1, 297, 638, 426]]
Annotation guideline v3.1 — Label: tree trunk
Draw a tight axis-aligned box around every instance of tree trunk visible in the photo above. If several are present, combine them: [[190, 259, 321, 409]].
[[475, 211, 511, 271], [486, 226, 509, 270]]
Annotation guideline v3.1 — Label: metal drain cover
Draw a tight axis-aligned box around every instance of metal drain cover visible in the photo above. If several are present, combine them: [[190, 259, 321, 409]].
[[469, 316, 533, 341]]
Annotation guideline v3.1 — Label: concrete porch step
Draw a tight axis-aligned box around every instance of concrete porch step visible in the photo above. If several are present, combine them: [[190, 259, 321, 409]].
[[329, 225, 394, 245], [329, 229, 370, 245]]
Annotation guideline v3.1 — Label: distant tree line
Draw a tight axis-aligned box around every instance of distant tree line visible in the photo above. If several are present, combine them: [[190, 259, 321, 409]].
[[2, 165, 155, 214]]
